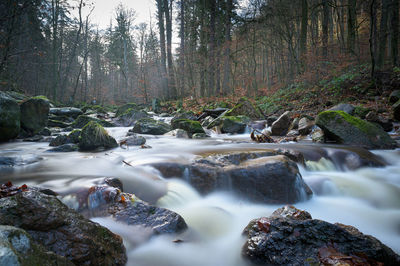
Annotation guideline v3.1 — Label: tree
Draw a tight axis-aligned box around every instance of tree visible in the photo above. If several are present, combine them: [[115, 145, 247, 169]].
[[347, 0, 357, 54], [156, 0, 168, 98], [378, 0, 390, 68], [391, 0, 399, 66]]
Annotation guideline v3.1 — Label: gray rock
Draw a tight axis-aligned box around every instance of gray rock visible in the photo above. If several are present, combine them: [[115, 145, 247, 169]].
[[120, 134, 147, 145], [271, 111, 291, 136], [192, 133, 210, 139], [393, 100, 400, 121], [311, 126, 324, 143], [389, 90, 400, 104], [114, 109, 149, 127], [298, 117, 314, 135], [365, 111, 393, 132], [131, 118, 171, 135], [164, 129, 190, 138], [328, 103, 355, 114], [47, 144, 78, 152], [20, 96, 49, 135], [49, 107, 83, 118], [0, 92, 20, 141]]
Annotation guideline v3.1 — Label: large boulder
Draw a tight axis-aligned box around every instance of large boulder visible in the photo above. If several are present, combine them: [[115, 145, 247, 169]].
[[78, 121, 118, 151], [71, 115, 114, 129], [393, 100, 400, 121], [114, 108, 149, 127], [242, 206, 400, 266], [207, 115, 250, 134], [0, 186, 127, 265], [271, 111, 292, 136], [0, 92, 20, 141], [49, 107, 83, 118], [316, 111, 397, 149], [171, 119, 205, 136], [20, 96, 49, 135], [0, 225, 73, 266], [131, 118, 171, 135], [225, 98, 263, 120]]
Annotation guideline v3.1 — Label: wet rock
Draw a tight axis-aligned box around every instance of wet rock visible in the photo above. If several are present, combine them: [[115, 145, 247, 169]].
[[266, 116, 278, 126], [271, 205, 312, 220], [71, 115, 115, 129], [78, 121, 118, 151], [316, 111, 397, 149], [0, 155, 42, 169], [49, 107, 83, 118], [198, 108, 228, 120], [0, 188, 127, 265], [49, 134, 69, 146], [393, 99, 400, 121], [47, 144, 78, 152], [249, 120, 267, 131], [225, 98, 263, 119], [38, 127, 51, 136], [0, 225, 73, 266], [47, 119, 70, 128], [271, 111, 291, 136], [0, 92, 20, 141], [389, 90, 400, 104], [68, 129, 81, 143], [20, 96, 49, 135], [152, 98, 161, 113], [365, 111, 393, 132], [289, 117, 299, 130], [131, 118, 171, 135], [171, 119, 205, 136], [325, 147, 387, 170], [311, 126, 324, 143], [192, 133, 210, 139], [114, 109, 149, 127], [298, 117, 314, 135], [115, 103, 140, 117], [328, 103, 355, 115], [171, 111, 197, 124], [164, 129, 190, 138], [220, 116, 249, 134], [242, 207, 400, 266], [200, 116, 214, 128], [120, 134, 146, 146]]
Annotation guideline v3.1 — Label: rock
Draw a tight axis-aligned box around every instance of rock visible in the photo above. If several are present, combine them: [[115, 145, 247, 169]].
[[0, 92, 20, 141], [389, 90, 400, 104], [0, 225, 73, 266], [38, 127, 51, 136], [114, 109, 149, 127], [49, 107, 83, 118], [289, 117, 299, 130], [115, 103, 140, 117], [242, 207, 400, 266], [225, 98, 263, 119], [20, 96, 49, 135], [0, 155, 42, 169], [328, 103, 355, 115], [201, 116, 214, 128], [49, 135, 69, 146], [198, 108, 228, 120], [271, 111, 291, 136], [71, 115, 115, 129], [171, 119, 205, 136], [78, 121, 118, 151], [120, 134, 146, 146], [192, 133, 210, 139], [393, 100, 400, 121], [0, 188, 127, 265], [298, 117, 314, 135], [164, 129, 190, 138], [47, 144, 79, 152], [249, 120, 267, 131], [68, 129, 81, 143], [266, 116, 278, 126], [220, 116, 249, 134], [171, 111, 198, 123], [131, 118, 171, 135], [311, 126, 324, 143], [151, 98, 161, 113], [316, 111, 397, 149], [47, 119, 70, 128], [365, 111, 393, 132]]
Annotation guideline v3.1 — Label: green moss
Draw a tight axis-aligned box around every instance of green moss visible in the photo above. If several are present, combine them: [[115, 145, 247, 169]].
[[31, 95, 49, 101], [319, 111, 378, 134], [116, 103, 139, 117], [171, 119, 205, 134]]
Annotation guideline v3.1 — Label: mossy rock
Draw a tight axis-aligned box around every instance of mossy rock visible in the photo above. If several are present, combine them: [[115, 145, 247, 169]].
[[225, 98, 263, 120], [78, 121, 118, 151], [221, 116, 250, 134], [115, 108, 150, 127], [316, 111, 396, 149], [48, 119, 70, 128], [0, 92, 20, 141], [71, 115, 114, 129], [20, 96, 50, 135], [115, 103, 140, 117], [131, 118, 171, 135], [68, 129, 81, 144], [171, 119, 205, 135]]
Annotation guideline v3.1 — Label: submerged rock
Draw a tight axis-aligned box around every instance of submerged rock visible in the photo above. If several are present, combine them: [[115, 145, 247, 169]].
[[131, 118, 171, 135], [0, 225, 73, 266], [0, 92, 20, 141], [242, 206, 400, 266], [78, 121, 118, 151], [316, 111, 397, 149], [20, 96, 50, 135], [0, 188, 127, 265]]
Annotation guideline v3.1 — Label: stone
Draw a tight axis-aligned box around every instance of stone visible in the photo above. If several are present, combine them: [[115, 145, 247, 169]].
[[0, 188, 127, 265], [0, 92, 20, 141], [151, 98, 161, 113], [49, 135, 69, 146], [78, 121, 118, 151], [0, 225, 73, 266], [311, 126, 324, 143], [225, 98, 263, 119], [289, 117, 299, 130], [242, 207, 400, 266], [298, 117, 314, 135], [131, 118, 171, 135], [114, 109, 149, 127], [120, 134, 146, 146], [271, 111, 292, 136], [47, 119, 70, 128], [71, 115, 115, 129], [49, 107, 83, 118], [171, 119, 205, 135], [266, 116, 278, 126], [0, 155, 42, 169], [220, 116, 249, 134], [389, 90, 400, 104], [171, 111, 198, 124], [192, 133, 210, 139], [365, 111, 393, 132], [20, 96, 49, 135], [316, 111, 396, 149], [164, 129, 190, 138], [393, 100, 400, 121], [328, 103, 355, 115], [47, 144, 79, 152], [115, 103, 140, 117]]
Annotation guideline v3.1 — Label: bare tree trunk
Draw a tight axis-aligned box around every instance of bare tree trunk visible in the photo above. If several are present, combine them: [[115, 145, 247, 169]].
[[322, 0, 329, 57], [156, 0, 168, 99], [164, 0, 176, 99], [300, 0, 308, 56], [378, 0, 390, 68], [208, 0, 216, 96], [370, 0, 377, 78], [391, 0, 399, 66], [179, 0, 185, 98], [222, 0, 232, 95], [347, 0, 357, 54]]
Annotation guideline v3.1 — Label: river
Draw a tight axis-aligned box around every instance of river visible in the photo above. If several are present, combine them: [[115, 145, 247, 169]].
[[0, 126, 399, 266]]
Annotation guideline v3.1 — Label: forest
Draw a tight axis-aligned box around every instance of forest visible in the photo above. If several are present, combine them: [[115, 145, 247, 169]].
[[0, 0, 398, 107]]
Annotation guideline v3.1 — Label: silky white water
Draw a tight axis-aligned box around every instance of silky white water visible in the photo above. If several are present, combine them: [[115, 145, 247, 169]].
[[1, 127, 399, 266]]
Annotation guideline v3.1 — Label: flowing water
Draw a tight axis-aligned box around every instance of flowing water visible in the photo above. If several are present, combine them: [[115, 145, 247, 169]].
[[1, 126, 399, 266]]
